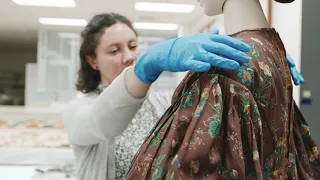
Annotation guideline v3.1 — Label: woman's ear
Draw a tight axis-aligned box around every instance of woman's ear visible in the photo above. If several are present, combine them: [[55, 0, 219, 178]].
[[85, 56, 99, 70]]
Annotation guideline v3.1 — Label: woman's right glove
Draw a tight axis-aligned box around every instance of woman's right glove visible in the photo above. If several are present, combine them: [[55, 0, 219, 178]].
[[134, 28, 251, 84], [286, 54, 305, 85]]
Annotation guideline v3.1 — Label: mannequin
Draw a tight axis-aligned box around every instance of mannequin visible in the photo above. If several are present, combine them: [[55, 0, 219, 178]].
[[201, 0, 269, 34], [126, 0, 320, 179], [223, 0, 269, 34]]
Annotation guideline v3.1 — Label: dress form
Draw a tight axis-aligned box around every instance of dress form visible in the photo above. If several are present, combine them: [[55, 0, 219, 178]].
[[223, 0, 270, 34], [201, 0, 270, 35]]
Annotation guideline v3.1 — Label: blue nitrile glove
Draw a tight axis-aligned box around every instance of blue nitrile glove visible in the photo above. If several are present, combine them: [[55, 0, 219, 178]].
[[134, 28, 251, 84], [286, 54, 305, 85]]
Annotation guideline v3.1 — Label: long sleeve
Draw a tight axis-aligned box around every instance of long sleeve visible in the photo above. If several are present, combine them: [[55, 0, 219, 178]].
[[62, 67, 147, 146]]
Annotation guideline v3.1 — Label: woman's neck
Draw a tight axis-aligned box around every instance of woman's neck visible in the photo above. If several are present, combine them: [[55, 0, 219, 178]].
[[100, 77, 111, 87], [100, 81, 110, 87], [223, 0, 269, 35]]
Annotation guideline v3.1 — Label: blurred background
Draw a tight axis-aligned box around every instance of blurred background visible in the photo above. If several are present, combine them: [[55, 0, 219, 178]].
[[0, 0, 318, 179]]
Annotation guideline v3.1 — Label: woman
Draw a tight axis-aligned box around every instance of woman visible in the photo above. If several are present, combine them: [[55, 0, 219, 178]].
[[62, 13, 303, 180], [126, 0, 318, 179]]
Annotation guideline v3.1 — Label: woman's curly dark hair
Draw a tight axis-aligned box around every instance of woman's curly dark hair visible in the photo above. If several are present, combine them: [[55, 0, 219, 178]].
[[76, 13, 138, 93]]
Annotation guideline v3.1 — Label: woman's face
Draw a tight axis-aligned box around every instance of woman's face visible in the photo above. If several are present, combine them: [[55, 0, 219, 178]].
[[198, 0, 226, 16], [89, 23, 139, 85]]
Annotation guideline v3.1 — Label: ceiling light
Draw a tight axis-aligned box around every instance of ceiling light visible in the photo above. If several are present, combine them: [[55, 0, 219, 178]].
[[135, 2, 195, 13], [39, 18, 87, 26], [133, 22, 179, 31], [12, 0, 76, 7]]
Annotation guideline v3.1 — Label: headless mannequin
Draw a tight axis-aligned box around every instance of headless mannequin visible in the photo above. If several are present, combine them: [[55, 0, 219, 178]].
[[200, 0, 269, 34]]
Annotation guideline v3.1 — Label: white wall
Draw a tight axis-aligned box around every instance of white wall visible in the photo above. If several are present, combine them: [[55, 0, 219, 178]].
[[272, 0, 302, 104]]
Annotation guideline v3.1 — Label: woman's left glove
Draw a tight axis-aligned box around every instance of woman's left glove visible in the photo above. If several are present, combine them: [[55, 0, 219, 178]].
[[134, 28, 251, 84]]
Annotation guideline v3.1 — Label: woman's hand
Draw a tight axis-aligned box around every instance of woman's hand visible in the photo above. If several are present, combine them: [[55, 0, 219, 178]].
[[134, 28, 251, 84]]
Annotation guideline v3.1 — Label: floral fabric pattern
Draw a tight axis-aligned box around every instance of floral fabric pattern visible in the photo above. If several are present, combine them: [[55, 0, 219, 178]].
[[125, 28, 320, 179]]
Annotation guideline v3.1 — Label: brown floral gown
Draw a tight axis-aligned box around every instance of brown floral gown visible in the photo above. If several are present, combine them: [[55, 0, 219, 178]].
[[125, 28, 320, 180]]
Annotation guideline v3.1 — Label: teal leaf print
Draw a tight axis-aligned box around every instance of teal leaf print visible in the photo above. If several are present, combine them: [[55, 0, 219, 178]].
[[249, 43, 254, 50], [249, 43, 259, 58], [238, 66, 254, 86], [183, 91, 193, 108], [193, 101, 206, 118], [149, 133, 160, 149], [156, 154, 166, 165], [252, 50, 259, 58], [259, 96, 267, 106], [210, 74, 219, 84], [253, 88, 267, 106], [214, 114, 221, 121], [208, 120, 221, 138], [151, 166, 163, 180]]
